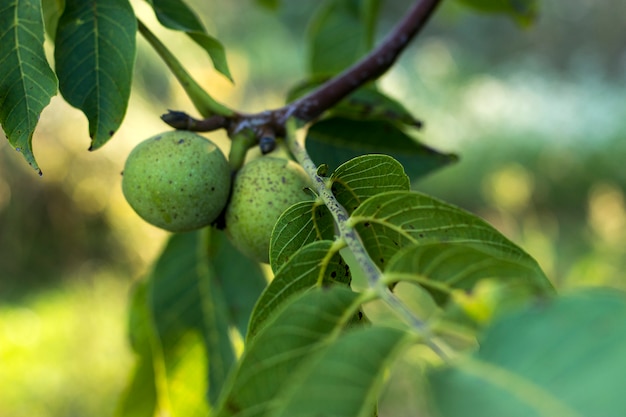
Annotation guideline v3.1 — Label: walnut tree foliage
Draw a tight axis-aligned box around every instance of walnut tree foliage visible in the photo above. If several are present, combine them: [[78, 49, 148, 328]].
[[3, 0, 626, 416]]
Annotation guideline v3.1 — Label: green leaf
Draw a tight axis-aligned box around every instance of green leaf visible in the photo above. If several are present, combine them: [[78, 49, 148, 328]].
[[350, 191, 534, 270], [307, 0, 380, 76], [216, 287, 361, 417], [42, 0, 65, 40], [248, 240, 351, 341], [115, 281, 157, 417], [270, 326, 410, 417], [270, 201, 336, 272], [456, 0, 538, 26], [255, 0, 280, 10], [148, 230, 236, 411], [429, 289, 626, 417], [0, 0, 58, 173], [54, 0, 136, 150], [336, 85, 423, 127], [385, 241, 553, 306], [147, 0, 232, 81], [306, 117, 457, 181], [330, 154, 410, 214], [209, 230, 268, 338]]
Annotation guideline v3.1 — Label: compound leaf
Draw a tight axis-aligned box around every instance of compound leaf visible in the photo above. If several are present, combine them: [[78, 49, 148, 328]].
[[429, 289, 626, 417], [0, 0, 58, 173], [55, 0, 136, 150]]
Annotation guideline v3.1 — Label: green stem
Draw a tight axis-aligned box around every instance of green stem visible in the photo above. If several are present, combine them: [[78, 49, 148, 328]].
[[137, 19, 234, 118], [228, 129, 257, 171], [284, 119, 449, 359]]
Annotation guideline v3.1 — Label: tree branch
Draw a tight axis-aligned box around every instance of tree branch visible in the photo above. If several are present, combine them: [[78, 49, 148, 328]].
[[279, 0, 443, 123], [162, 0, 442, 139]]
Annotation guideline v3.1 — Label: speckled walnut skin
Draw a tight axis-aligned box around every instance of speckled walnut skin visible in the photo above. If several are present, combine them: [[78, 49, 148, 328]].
[[225, 157, 313, 263], [122, 131, 231, 232]]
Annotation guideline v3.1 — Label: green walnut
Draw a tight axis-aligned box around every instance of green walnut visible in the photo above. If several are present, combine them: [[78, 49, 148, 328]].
[[225, 157, 313, 263], [122, 131, 231, 232]]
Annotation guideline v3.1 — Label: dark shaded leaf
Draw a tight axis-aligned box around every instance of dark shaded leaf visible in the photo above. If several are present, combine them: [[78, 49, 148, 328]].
[[288, 81, 422, 128], [55, 0, 136, 150], [209, 230, 268, 338], [306, 117, 457, 181], [0, 0, 58, 172], [456, 0, 538, 26]]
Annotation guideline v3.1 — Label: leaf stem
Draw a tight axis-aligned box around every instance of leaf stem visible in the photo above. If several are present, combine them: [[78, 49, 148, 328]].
[[137, 19, 234, 118], [285, 120, 449, 359]]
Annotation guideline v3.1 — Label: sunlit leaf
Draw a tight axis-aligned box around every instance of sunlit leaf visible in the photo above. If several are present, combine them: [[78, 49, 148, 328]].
[[115, 281, 157, 417], [385, 241, 553, 305], [429, 289, 626, 417], [147, 0, 232, 80], [55, 0, 136, 150], [148, 230, 235, 410], [216, 287, 361, 417], [456, 0, 538, 26], [307, 0, 380, 76], [0, 0, 58, 172], [306, 117, 457, 181], [248, 240, 351, 341], [270, 326, 410, 417], [330, 154, 410, 214], [350, 191, 532, 269], [270, 201, 335, 272]]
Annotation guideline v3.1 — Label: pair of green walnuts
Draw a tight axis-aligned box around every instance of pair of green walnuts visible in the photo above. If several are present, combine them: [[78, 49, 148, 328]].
[[121, 131, 312, 263]]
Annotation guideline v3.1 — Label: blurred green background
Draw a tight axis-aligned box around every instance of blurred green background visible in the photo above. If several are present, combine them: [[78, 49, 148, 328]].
[[1, 0, 624, 416]]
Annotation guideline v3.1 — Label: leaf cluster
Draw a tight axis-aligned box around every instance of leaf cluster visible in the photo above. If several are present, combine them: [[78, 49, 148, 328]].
[[2, 1, 623, 417]]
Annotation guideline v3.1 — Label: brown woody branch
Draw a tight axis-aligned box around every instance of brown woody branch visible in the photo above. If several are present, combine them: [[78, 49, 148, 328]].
[[162, 0, 442, 139]]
